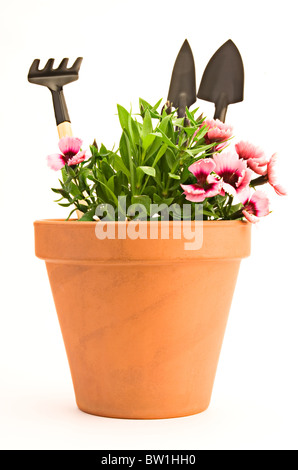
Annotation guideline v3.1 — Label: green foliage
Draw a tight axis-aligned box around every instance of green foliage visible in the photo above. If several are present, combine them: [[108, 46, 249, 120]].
[[52, 99, 243, 221]]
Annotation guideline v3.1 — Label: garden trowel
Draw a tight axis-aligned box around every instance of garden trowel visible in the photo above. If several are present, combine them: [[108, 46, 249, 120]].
[[167, 39, 197, 119], [197, 40, 244, 122], [28, 57, 83, 138]]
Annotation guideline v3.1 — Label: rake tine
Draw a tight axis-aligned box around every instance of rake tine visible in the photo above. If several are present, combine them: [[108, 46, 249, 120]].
[[43, 58, 55, 71], [29, 58, 40, 74], [70, 57, 83, 73], [58, 58, 69, 70]]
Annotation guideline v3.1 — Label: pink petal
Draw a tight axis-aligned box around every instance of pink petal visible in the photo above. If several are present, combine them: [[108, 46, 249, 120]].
[[213, 151, 246, 175], [222, 182, 237, 196], [58, 137, 83, 156], [184, 193, 207, 202], [242, 209, 260, 223], [202, 119, 233, 144], [207, 127, 233, 143], [250, 191, 270, 217], [247, 158, 268, 175], [47, 153, 65, 171], [267, 153, 287, 195], [181, 184, 207, 202], [236, 168, 253, 192], [267, 153, 278, 185], [181, 178, 222, 203], [188, 158, 216, 179], [238, 186, 251, 205], [214, 142, 229, 152], [273, 184, 287, 196], [205, 119, 233, 132], [67, 150, 87, 166], [235, 141, 265, 162], [204, 180, 223, 198]]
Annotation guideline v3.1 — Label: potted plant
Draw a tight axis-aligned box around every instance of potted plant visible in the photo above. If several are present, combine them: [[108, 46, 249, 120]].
[[34, 98, 286, 419]]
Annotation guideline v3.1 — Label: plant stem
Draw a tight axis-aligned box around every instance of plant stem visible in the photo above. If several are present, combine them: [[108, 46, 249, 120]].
[[250, 175, 268, 187], [229, 209, 244, 220]]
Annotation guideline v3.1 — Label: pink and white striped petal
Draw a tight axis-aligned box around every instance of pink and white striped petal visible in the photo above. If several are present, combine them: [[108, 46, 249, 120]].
[[241, 190, 270, 223], [242, 210, 260, 223], [47, 153, 65, 171], [67, 150, 87, 166], [235, 141, 266, 162], [58, 137, 83, 157], [247, 158, 268, 175], [267, 153, 287, 196], [180, 184, 207, 202], [213, 152, 252, 195], [188, 158, 216, 179]]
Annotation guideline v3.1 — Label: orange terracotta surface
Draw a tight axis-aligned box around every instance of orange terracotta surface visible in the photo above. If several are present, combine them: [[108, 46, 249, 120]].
[[34, 220, 251, 419]]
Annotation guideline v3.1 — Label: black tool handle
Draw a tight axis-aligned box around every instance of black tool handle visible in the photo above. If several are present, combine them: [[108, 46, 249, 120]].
[[177, 92, 187, 119], [50, 89, 70, 125], [214, 93, 228, 122]]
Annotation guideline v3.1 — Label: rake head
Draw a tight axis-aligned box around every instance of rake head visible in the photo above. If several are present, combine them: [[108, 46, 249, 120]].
[[28, 57, 83, 91]]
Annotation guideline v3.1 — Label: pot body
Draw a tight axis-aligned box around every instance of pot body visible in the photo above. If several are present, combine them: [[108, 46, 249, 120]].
[[34, 220, 251, 419]]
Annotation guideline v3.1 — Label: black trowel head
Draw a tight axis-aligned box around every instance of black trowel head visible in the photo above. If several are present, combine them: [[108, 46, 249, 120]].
[[167, 39, 196, 117], [197, 40, 244, 107]]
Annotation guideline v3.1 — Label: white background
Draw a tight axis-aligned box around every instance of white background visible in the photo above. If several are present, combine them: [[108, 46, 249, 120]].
[[0, 0, 297, 450]]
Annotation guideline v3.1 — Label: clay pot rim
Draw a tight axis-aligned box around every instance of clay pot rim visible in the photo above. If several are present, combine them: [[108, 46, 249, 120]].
[[34, 218, 251, 263], [34, 219, 249, 227]]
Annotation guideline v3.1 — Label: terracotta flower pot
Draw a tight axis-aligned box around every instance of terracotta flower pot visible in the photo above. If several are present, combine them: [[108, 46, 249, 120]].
[[34, 219, 251, 419]]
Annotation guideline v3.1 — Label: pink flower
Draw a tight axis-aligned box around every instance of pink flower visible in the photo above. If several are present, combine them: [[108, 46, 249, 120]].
[[213, 152, 252, 196], [267, 153, 287, 196], [239, 189, 270, 223], [235, 141, 268, 175], [47, 137, 87, 171], [181, 158, 223, 202], [204, 119, 233, 144], [194, 119, 233, 151]]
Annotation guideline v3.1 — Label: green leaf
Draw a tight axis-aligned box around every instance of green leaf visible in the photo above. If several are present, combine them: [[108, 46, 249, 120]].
[[152, 143, 168, 166], [138, 166, 156, 177], [65, 166, 76, 178], [61, 167, 68, 183], [192, 124, 208, 141], [100, 160, 115, 180], [127, 116, 138, 156], [198, 209, 220, 219], [123, 130, 136, 193], [111, 154, 131, 179], [142, 109, 153, 138], [152, 98, 163, 111], [98, 180, 119, 206], [154, 129, 177, 149], [79, 207, 96, 221], [117, 104, 130, 130], [165, 148, 176, 169], [131, 195, 151, 215], [58, 202, 74, 207], [69, 182, 82, 198], [142, 185, 156, 196], [98, 143, 111, 157], [107, 175, 115, 192], [76, 203, 88, 213], [65, 208, 78, 221], [168, 173, 180, 180], [51, 187, 69, 199], [139, 98, 152, 115], [90, 144, 101, 157], [142, 134, 156, 152], [158, 114, 172, 134], [119, 132, 130, 168]]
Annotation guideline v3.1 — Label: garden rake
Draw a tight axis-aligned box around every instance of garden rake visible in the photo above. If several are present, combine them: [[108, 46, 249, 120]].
[[28, 57, 83, 138]]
